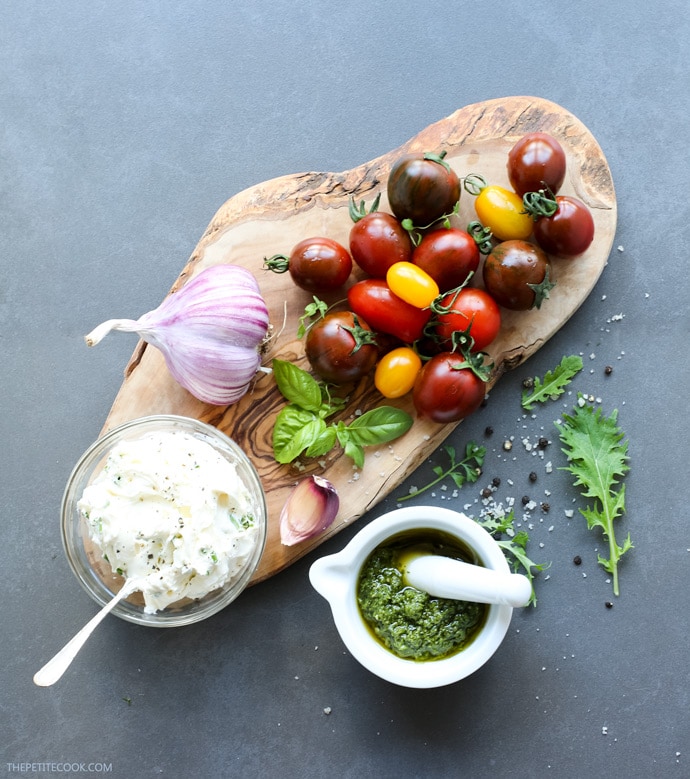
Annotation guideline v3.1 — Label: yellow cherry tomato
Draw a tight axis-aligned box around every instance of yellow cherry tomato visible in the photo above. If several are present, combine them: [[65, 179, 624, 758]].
[[386, 261, 440, 309], [475, 185, 533, 241], [374, 346, 423, 398]]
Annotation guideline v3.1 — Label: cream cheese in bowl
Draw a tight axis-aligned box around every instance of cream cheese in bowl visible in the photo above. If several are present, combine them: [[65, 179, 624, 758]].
[[62, 415, 267, 627]]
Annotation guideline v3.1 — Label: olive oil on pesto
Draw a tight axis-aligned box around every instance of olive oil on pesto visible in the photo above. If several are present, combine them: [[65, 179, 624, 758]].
[[356, 529, 488, 662]]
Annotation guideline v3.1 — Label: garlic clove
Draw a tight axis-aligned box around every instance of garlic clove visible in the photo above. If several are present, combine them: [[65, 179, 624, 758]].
[[280, 475, 339, 546]]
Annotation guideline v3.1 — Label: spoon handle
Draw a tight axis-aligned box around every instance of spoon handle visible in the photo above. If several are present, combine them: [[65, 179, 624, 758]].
[[33, 582, 135, 687]]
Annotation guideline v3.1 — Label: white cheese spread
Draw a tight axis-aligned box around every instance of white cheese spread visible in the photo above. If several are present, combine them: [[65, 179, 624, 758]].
[[78, 429, 260, 613]]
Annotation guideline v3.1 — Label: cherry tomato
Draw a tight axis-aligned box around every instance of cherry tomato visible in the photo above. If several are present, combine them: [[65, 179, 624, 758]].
[[483, 239, 554, 310], [434, 288, 501, 352], [533, 195, 595, 258], [374, 346, 422, 398], [475, 185, 533, 241], [387, 151, 460, 226], [386, 261, 440, 309], [507, 132, 567, 196], [347, 279, 431, 344], [305, 311, 378, 384], [265, 237, 352, 292], [412, 228, 480, 292], [349, 211, 413, 278], [412, 352, 487, 423]]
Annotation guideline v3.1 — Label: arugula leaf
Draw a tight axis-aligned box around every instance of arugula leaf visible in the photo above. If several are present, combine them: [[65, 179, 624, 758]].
[[475, 510, 550, 607], [555, 397, 632, 596], [521, 355, 583, 410], [273, 359, 323, 412], [398, 442, 485, 501]]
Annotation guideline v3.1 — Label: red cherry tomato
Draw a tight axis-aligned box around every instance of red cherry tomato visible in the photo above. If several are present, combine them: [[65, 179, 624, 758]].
[[412, 228, 481, 292], [533, 195, 595, 258], [349, 211, 413, 278], [304, 311, 378, 384], [507, 133, 567, 196], [387, 151, 460, 226], [347, 279, 431, 344], [434, 288, 501, 352], [412, 352, 487, 423], [265, 237, 352, 292]]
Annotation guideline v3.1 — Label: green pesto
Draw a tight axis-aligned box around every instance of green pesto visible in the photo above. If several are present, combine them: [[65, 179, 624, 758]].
[[357, 530, 487, 662]]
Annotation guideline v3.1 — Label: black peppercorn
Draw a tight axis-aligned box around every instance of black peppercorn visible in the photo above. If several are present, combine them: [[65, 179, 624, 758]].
[[484, 425, 494, 437], [521, 495, 530, 506], [604, 365, 613, 375], [529, 471, 537, 483], [541, 502, 550, 513], [492, 477, 501, 488], [605, 601, 613, 609], [573, 555, 582, 565]]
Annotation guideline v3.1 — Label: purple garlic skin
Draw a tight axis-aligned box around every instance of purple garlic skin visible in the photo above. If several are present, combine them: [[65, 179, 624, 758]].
[[280, 475, 339, 546], [84, 264, 270, 406]]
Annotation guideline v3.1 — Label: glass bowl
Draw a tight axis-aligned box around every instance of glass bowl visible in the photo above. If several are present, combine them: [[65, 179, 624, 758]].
[[61, 415, 267, 627]]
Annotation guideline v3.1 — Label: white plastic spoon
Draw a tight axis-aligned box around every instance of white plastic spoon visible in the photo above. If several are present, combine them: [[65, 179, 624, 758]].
[[402, 553, 533, 608], [33, 579, 140, 687]]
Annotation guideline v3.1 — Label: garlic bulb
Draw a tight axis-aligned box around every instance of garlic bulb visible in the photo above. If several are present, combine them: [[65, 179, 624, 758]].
[[85, 264, 270, 406], [280, 475, 340, 546]]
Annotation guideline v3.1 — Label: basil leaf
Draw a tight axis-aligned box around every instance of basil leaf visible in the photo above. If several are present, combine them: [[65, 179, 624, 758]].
[[305, 426, 338, 458], [273, 406, 324, 463], [345, 406, 413, 446], [272, 359, 322, 412], [336, 427, 365, 469]]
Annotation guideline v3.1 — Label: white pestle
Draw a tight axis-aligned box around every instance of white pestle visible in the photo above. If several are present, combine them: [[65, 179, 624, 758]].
[[402, 553, 533, 608]]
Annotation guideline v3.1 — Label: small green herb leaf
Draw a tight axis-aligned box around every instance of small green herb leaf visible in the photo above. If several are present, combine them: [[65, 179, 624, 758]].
[[555, 397, 631, 596], [273, 359, 322, 412], [297, 296, 329, 338], [521, 355, 583, 410]]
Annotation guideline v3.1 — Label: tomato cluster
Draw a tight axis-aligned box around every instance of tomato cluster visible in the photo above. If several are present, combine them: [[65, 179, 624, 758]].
[[267, 134, 595, 425]]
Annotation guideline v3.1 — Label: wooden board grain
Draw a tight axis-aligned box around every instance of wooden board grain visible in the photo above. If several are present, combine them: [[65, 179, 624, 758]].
[[98, 96, 617, 583]]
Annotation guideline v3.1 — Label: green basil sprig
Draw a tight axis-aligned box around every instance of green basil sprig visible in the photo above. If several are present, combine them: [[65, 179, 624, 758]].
[[272, 359, 413, 468]]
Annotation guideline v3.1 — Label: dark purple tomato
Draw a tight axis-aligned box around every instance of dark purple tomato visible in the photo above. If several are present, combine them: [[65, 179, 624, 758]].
[[533, 196, 595, 257], [266, 237, 352, 292], [483, 239, 554, 310], [387, 151, 461, 226], [507, 133, 567, 196], [305, 311, 378, 384]]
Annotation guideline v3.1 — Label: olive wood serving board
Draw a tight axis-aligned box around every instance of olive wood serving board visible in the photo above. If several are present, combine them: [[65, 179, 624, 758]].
[[98, 96, 616, 584]]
